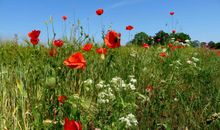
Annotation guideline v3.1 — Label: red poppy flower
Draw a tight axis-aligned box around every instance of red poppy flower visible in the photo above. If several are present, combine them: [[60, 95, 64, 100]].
[[82, 43, 93, 51], [58, 95, 67, 103], [126, 25, 134, 31], [143, 43, 150, 49], [28, 30, 40, 39], [53, 39, 64, 47], [28, 30, 41, 45], [49, 48, 58, 57], [104, 30, 121, 49], [30, 38, 39, 45], [168, 43, 173, 48], [64, 52, 86, 69], [170, 12, 175, 16], [172, 30, 176, 34], [96, 48, 107, 55], [146, 85, 153, 92], [96, 9, 104, 15], [64, 117, 82, 130], [160, 52, 167, 57], [62, 16, 67, 21]]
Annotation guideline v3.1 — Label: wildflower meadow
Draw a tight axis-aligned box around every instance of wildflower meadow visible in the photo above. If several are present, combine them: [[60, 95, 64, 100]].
[[1, 1, 220, 130]]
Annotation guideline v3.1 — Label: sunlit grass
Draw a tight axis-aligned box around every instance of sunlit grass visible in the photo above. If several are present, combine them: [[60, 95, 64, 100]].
[[1, 42, 220, 129]]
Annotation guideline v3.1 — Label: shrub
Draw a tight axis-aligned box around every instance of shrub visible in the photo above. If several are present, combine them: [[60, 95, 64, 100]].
[[154, 30, 170, 45], [131, 32, 149, 46]]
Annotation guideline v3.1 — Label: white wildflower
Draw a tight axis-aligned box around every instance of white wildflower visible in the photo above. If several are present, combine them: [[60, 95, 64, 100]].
[[162, 48, 167, 52], [97, 88, 115, 104], [127, 83, 136, 90], [187, 60, 193, 64], [119, 113, 138, 128], [130, 78, 137, 84], [192, 57, 199, 62], [111, 76, 122, 84], [128, 75, 135, 78], [96, 80, 105, 89], [83, 79, 93, 85], [174, 98, 178, 101]]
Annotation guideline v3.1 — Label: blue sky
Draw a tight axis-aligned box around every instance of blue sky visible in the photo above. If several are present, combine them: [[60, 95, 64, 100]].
[[0, 0, 220, 44]]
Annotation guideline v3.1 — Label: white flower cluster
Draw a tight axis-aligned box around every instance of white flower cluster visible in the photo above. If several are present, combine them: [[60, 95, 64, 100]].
[[96, 80, 113, 104], [97, 87, 115, 104], [187, 56, 200, 67], [96, 80, 110, 89], [96, 75, 137, 104], [110, 76, 137, 90], [119, 113, 138, 128], [186, 56, 201, 70]]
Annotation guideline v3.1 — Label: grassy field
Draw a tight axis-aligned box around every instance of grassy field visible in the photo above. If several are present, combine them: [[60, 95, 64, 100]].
[[1, 41, 220, 130]]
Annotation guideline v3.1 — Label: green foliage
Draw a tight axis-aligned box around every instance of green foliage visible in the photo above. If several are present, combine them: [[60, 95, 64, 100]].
[[173, 32, 191, 42], [154, 30, 170, 45], [131, 32, 149, 46], [1, 42, 220, 129]]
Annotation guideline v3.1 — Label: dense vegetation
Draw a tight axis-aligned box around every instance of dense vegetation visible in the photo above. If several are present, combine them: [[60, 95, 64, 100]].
[[1, 40, 220, 129]]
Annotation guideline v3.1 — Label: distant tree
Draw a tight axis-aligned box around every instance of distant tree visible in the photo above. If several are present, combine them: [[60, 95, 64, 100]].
[[154, 30, 170, 45], [208, 41, 216, 48], [131, 32, 149, 46], [174, 32, 191, 42], [215, 42, 220, 49], [200, 42, 207, 48], [191, 40, 200, 47]]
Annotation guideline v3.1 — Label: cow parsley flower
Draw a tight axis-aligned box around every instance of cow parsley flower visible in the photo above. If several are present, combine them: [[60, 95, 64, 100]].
[[119, 113, 138, 128]]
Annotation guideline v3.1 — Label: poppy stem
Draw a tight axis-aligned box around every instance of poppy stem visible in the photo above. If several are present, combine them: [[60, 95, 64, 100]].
[[171, 16, 174, 32], [129, 31, 131, 42], [44, 22, 50, 47]]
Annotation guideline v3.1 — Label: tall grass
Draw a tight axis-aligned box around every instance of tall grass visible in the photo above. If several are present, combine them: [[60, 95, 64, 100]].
[[1, 42, 220, 129]]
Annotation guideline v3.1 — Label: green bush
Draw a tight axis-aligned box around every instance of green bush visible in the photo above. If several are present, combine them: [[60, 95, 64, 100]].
[[131, 32, 149, 46], [154, 30, 170, 45]]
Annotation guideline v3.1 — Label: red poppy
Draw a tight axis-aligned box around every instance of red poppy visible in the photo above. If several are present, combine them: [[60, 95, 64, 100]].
[[172, 30, 176, 34], [30, 38, 39, 45], [62, 16, 67, 21], [58, 95, 67, 104], [64, 52, 86, 69], [96, 48, 107, 55], [160, 52, 167, 57], [143, 43, 150, 49], [49, 48, 58, 57], [104, 30, 121, 48], [168, 43, 173, 48], [170, 12, 175, 16], [126, 25, 134, 31], [82, 43, 93, 51], [96, 9, 104, 15], [53, 39, 64, 47], [28, 30, 41, 39], [64, 117, 82, 130], [146, 85, 153, 92], [28, 30, 41, 45], [157, 39, 161, 42]]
